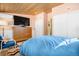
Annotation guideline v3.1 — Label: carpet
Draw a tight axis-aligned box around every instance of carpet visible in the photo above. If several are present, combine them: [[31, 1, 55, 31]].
[[0, 46, 19, 56]]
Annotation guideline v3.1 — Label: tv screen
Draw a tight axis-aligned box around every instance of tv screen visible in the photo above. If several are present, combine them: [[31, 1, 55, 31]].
[[13, 15, 30, 26]]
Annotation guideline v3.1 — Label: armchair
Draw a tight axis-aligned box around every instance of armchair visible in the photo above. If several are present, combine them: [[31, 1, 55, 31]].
[[0, 35, 16, 50]]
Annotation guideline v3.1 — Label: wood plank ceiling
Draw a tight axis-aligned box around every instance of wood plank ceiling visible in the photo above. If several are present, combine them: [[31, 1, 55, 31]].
[[0, 3, 63, 15]]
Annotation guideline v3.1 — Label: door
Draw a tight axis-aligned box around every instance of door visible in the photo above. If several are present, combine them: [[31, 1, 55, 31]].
[[35, 13, 44, 37]]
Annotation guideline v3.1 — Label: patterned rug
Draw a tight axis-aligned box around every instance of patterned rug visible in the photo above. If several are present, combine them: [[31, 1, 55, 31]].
[[0, 46, 19, 56]]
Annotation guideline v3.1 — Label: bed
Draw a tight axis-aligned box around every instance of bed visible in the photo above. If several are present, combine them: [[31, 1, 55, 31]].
[[19, 35, 79, 56]]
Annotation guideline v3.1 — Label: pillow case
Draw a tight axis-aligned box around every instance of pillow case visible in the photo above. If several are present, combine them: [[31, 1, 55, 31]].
[[55, 38, 79, 49]]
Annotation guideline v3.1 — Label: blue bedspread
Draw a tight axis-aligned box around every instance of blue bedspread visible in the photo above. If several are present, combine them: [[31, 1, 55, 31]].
[[20, 35, 79, 56]]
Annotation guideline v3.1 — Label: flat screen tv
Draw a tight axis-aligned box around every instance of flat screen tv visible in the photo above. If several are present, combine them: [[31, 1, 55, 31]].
[[13, 15, 30, 27]]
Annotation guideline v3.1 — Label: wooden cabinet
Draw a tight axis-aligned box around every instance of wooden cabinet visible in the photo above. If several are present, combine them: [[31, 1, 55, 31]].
[[13, 26, 32, 42]]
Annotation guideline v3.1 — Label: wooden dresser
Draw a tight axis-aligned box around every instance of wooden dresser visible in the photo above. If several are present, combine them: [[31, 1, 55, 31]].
[[13, 26, 32, 42]]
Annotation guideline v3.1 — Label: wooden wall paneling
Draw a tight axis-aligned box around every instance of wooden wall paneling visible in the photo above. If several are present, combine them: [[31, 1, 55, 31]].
[[0, 3, 63, 15]]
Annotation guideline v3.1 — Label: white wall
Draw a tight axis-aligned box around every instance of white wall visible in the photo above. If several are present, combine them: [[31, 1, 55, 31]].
[[0, 13, 14, 25], [53, 10, 79, 38], [0, 13, 13, 39], [67, 11, 79, 38], [53, 13, 68, 37], [52, 3, 79, 38], [4, 27, 13, 40], [0, 13, 13, 19], [35, 12, 44, 37], [0, 21, 8, 25]]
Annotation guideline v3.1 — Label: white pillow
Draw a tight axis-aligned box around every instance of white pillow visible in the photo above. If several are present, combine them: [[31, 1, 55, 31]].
[[70, 38, 79, 43], [55, 38, 79, 49]]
